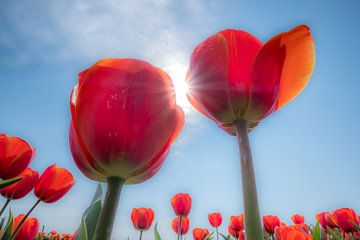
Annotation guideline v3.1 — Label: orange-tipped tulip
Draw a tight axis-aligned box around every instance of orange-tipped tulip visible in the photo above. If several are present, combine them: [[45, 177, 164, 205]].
[[12, 214, 39, 240], [131, 208, 154, 230], [69, 58, 184, 184], [0, 134, 36, 179], [275, 225, 312, 240], [171, 216, 190, 235], [208, 212, 222, 227], [34, 164, 75, 203], [263, 215, 280, 234], [0, 168, 39, 199], [325, 212, 339, 229], [333, 208, 359, 232], [291, 214, 305, 224], [230, 214, 244, 231], [186, 25, 315, 133], [193, 228, 210, 240], [171, 193, 192, 216]]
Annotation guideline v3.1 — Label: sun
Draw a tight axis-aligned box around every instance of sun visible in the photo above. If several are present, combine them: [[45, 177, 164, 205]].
[[165, 63, 191, 108]]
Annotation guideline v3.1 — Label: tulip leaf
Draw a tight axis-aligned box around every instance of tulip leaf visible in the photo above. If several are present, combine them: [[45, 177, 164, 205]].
[[312, 222, 320, 240], [154, 223, 162, 240], [205, 231, 214, 240], [327, 227, 341, 240], [75, 184, 103, 240], [350, 221, 360, 232], [0, 210, 13, 240], [219, 233, 231, 240], [0, 177, 22, 189]]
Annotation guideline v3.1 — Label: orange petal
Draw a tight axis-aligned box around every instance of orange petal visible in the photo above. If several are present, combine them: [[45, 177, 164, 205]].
[[274, 25, 316, 110]]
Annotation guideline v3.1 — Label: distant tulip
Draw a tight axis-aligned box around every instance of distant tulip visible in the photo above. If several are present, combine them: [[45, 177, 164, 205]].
[[316, 212, 330, 229], [131, 208, 154, 231], [291, 214, 305, 224], [193, 228, 210, 240], [230, 214, 244, 231], [34, 164, 75, 203], [62, 233, 73, 239], [263, 215, 280, 234], [171, 193, 192, 216], [275, 225, 312, 240], [0, 134, 36, 179], [171, 216, 189, 235], [12, 214, 39, 240], [208, 212, 222, 227], [69, 58, 184, 184], [0, 168, 39, 200], [333, 208, 359, 232], [186, 25, 315, 240]]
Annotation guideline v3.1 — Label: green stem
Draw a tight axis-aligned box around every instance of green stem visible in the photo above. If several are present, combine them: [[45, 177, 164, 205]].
[[93, 177, 125, 240], [139, 230, 143, 240], [177, 215, 183, 240], [0, 198, 11, 218], [234, 119, 263, 240], [216, 227, 219, 240], [10, 199, 41, 240]]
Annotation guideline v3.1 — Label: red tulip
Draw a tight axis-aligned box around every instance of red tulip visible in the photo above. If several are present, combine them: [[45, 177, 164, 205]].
[[291, 214, 305, 224], [34, 164, 75, 203], [262, 215, 280, 234], [0, 168, 39, 199], [12, 214, 39, 240], [193, 228, 210, 240], [316, 212, 331, 229], [69, 58, 184, 184], [237, 231, 245, 240], [230, 214, 244, 231], [171, 193, 192, 216], [131, 208, 154, 230], [0, 134, 36, 179], [171, 216, 190, 235], [325, 212, 339, 229], [208, 212, 222, 227], [275, 225, 312, 240], [333, 208, 359, 232], [186, 25, 315, 133]]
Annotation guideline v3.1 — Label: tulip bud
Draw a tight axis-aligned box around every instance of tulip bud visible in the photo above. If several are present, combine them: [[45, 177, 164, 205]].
[[208, 212, 222, 228], [230, 214, 244, 231], [171, 193, 192, 216], [193, 228, 210, 240], [0, 134, 36, 179], [12, 214, 39, 240], [263, 215, 280, 234], [34, 164, 75, 203], [131, 208, 155, 230], [171, 216, 190, 235], [291, 214, 305, 224]]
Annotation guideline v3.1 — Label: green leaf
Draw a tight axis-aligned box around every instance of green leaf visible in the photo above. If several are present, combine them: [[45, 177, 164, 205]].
[[0, 210, 14, 240], [350, 221, 360, 232], [312, 222, 320, 240], [205, 231, 214, 240], [75, 184, 103, 240], [154, 223, 162, 240], [219, 233, 230, 240], [0, 177, 23, 189], [327, 227, 341, 240]]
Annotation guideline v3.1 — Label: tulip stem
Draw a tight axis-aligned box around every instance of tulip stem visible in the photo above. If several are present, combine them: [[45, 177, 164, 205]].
[[177, 216, 183, 240], [10, 199, 41, 240], [234, 119, 263, 240], [93, 177, 125, 240], [0, 198, 11, 218], [139, 230, 143, 240], [216, 227, 219, 240]]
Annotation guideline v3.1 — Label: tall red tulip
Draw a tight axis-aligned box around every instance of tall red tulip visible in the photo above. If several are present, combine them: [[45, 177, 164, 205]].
[[35, 164, 75, 203], [208, 212, 222, 240], [0, 134, 36, 179], [263, 215, 280, 234], [131, 207, 154, 240], [186, 25, 315, 240], [275, 226, 312, 240], [12, 214, 39, 240], [291, 214, 305, 224], [333, 208, 359, 232], [1, 168, 39, 200], [69, 58, 184, 240], [193, 228, 210, 240], [171, 193, 192, 216], [171, 216, 189, 235], [230, 214, 244, 232]]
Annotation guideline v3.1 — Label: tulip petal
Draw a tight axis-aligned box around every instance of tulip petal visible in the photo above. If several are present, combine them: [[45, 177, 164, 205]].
[[275, 25, 316, 110]]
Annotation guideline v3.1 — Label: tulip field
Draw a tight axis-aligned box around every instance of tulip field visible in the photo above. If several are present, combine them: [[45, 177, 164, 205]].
[[1, 1, 359, 240]]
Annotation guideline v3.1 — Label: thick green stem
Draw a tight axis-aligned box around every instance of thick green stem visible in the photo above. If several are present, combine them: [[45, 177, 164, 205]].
[[10, 199, 41, 240], [93, 177, 125, 240], [139, 230, 143, 240], [177, 215, 183, 240], [0, 198, 11, 218], [234, 119, 263, 240]]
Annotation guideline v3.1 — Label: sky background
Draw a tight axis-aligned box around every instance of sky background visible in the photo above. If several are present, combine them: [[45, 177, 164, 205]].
[[1, 0, 360, 239]]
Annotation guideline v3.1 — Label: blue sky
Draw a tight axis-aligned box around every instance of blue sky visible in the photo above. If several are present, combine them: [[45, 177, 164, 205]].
[[1, 0, 360, 239]]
